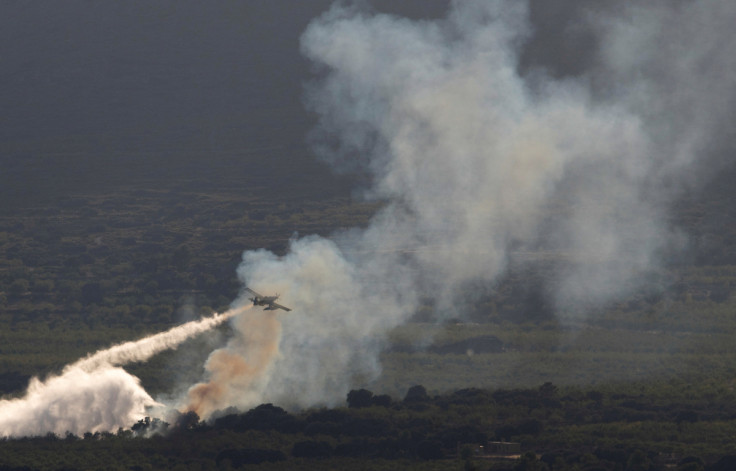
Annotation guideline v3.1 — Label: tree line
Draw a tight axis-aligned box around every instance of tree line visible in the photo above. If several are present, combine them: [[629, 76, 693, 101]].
[[2, 382, 735, 470]]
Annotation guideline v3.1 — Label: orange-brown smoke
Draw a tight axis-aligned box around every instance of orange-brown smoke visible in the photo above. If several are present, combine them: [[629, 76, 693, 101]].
[[185, 308, 282, 418]]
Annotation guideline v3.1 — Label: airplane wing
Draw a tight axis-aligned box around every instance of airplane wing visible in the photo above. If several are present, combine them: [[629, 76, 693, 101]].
[[271, 302, 291, 312], [244, 287, 263, 298]]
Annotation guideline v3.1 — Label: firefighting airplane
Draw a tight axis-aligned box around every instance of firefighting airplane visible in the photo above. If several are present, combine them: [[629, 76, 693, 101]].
[[244, 287, 292, 312]]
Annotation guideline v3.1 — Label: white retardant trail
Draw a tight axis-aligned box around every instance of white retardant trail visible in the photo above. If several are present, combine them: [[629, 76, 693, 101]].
[[72, 305, 250, 373], [0, 367, 157, 438], [0, 307, 249, 438]]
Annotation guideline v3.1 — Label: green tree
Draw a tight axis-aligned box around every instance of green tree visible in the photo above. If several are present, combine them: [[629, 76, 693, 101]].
[[626, 450, 650, 471], [8, 278, 29, 297], [514, 452, 549, 471], [347, 388, 374, 408], [80, 282, 104, 304], [404, 384, 429, 402]]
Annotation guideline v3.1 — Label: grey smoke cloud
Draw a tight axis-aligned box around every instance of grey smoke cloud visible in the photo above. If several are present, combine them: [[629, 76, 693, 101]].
[[298, 0, 664, 311], [592, 0, 736, 172], [226, 0, 735, 409], [553, 0, 736, 309]]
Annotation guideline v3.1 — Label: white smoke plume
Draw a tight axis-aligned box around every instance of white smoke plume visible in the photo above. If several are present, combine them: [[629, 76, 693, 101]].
[[234, 237, 417, 409], [0, 307, 247, 438], [209, 0, 735, 410]]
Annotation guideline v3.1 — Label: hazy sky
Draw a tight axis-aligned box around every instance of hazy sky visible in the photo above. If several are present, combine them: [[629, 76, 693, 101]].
[[1, 0, 603, 154], [0, 1, 469, 204], [1, 2, 328, 148]]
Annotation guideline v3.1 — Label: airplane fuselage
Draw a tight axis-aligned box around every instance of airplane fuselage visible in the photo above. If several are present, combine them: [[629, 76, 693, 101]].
[[252, 296, 278, 306], [245, 287, 292, 312]]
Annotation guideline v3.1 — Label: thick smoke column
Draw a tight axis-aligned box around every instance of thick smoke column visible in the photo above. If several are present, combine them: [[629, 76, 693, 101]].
[[0, 307, 247, 438], [214, 0, 736, 411]]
